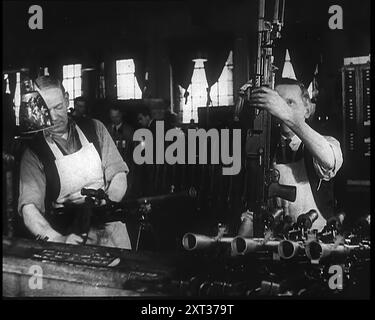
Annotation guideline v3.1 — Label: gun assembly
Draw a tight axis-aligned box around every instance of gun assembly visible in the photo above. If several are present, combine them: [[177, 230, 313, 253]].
[[2, 0, 370, 299]]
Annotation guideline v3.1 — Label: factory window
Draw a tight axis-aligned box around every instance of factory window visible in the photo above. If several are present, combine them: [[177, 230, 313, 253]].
[[180, 50, 234, 124], [210, 51, 234, 107], [3, 73, 10, 94], [62, 64, 82, 109], [116, 59, 142, 100], [281, 49, 296, 80], [281, 50, 315, 100], [307, 64, 319, 100], [3, 73, 21, 125], [14, 72, 21, 126], [307, 82, 313, 98], [180, 58, 208, 124]]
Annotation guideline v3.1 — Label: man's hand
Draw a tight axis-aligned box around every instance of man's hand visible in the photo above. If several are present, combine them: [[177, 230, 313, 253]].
[[248, 84, 341, 178], [65, 233, 85, 244], [53, 233, 84, 245], [57, 191, 85, 205], [249, 86, 304, 126]]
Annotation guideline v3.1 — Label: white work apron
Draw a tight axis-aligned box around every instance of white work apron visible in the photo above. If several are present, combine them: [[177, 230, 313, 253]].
[[273, 158, 326, 232], [46, 125, 131, 249]]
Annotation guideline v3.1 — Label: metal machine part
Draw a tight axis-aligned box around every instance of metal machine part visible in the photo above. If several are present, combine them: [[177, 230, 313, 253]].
[[19, 78, 54, 134]]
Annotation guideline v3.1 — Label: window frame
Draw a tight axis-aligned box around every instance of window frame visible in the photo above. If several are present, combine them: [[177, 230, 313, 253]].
[[180, 51, 234, 124], [62, 63, 82, 109], [115, 58, 142, 100]]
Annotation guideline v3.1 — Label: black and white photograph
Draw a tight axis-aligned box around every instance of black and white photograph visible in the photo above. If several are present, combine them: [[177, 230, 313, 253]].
[[2, 0, 371, 303]]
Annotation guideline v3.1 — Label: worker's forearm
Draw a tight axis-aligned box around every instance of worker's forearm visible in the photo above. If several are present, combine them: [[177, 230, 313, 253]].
[[107, 172, 127, 202], [22, 204, 63, 241], [287, 120, 335, 170]]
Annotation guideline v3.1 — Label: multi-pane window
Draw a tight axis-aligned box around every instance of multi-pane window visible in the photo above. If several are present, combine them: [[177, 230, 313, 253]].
[[116, 59, 142, 100], [62, 64, 82, 108], [180, 51, 234, 124], [210, 51, 234, 107]]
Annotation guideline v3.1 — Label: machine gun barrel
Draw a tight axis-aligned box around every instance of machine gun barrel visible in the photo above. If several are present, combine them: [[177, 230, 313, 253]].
[[232, 0, 287, 235], [277, 240, 304, 259], [71, 187, 198, 230], [82, 187, 196, 207], [128, 187, 197, 205], [305, 240, 370, 262], [182, 233, 234, 251], [231, 237, 279, 255]]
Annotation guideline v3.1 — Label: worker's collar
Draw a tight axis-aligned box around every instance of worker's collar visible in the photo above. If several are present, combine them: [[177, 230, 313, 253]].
[[113, 122, 123, 130], [44, 119, 75, 142]]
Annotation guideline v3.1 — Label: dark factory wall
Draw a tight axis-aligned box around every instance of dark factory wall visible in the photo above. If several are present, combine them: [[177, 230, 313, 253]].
[[3, 1, 371, 163], [3, 0, 371, 197], [3, 1, 257, 99], [3, 0, 370, 102], [3, 0, 370, 146]]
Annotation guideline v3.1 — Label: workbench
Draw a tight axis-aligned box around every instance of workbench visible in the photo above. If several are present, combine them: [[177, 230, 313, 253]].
[[3, 236, 176, 297]]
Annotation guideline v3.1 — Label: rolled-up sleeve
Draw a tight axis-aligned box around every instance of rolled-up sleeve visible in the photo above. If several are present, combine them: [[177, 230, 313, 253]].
[[18, 148, 47, 215], [313, 136, 343, 181], [93, 119, 129, 184]]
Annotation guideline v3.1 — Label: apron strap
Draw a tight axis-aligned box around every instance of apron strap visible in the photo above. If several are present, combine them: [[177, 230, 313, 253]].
[[45, 125, 91, 159], [75, 125, 91, 146], [45, 138, 65, 159]]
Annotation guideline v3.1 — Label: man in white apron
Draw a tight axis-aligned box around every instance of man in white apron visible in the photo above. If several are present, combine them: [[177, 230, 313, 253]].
[[18, 76, 132, 249], [250, 78, 343, 232]]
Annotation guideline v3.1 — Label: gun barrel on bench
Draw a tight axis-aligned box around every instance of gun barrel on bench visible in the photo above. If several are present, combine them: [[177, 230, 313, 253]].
[[231, 237, 279, 255], [305, 240, 370, 262], [182, 233, 234, 251], [278, 240, 304, 259]]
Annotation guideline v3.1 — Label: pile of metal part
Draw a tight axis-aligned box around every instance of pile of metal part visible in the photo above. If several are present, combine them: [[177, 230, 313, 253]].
[[175, 212, 370, 298]]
